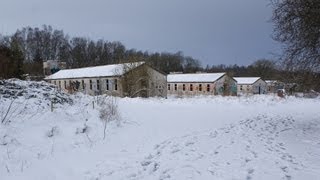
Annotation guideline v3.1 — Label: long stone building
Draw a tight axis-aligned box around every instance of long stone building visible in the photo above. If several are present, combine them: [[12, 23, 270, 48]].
[[167, 73, 237, 97], [45, 62, 167, 97]]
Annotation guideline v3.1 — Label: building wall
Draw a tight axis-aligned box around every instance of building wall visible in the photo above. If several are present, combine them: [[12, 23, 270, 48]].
[[266, 81, 285, 94], [120, 64, 167, 98], [214, 75, 237, 96], [237, 79, 267, 95], [48, 66, 167, 97], [147, 67, 167, 97], [50, 77, 122, 96], [167, 74, 237, 97], [167, 82, 215, 97], [237, 84, 253, 95], [252, 79, 267, 94]]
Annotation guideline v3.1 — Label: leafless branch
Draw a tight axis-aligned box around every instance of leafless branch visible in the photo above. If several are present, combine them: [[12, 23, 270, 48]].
[[1, 99, 15, 124]]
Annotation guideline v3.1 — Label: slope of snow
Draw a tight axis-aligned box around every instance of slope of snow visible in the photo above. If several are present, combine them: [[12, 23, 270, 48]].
[[167, 73, 225, 83], [0, 79, 72, 104], [0, 80, 320, 180]]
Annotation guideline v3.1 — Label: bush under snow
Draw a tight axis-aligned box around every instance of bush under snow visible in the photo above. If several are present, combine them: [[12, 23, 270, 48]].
[[0, 79, 72, 104]]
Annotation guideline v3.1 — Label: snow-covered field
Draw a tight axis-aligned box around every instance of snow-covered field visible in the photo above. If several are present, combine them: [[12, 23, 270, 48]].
[[1, 80, 320, 180]]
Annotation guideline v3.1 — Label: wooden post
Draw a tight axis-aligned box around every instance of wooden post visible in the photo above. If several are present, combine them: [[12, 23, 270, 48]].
[[51, 101, 53, 112]]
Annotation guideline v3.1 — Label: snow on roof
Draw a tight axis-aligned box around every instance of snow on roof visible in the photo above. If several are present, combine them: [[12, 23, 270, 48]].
[[167, 73, 225, 83], [234, 77, 261, 85], [45, 62, 145, 80], [265, 80, 278, 84]]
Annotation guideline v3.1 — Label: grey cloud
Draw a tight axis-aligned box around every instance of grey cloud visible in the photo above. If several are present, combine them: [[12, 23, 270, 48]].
[[0, 0, 280, 66]]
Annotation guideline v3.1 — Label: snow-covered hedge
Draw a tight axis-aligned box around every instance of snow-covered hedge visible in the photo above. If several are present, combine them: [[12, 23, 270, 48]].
[[0, 79, 72, 104]]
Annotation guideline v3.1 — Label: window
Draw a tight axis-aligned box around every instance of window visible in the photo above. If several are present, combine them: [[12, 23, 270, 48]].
[[183, 84, 186, 91], [82, 80, 85, 90], [190, 84, 193, 91], [89, 80, 92, 90], [64, 81, 67, 89], [97, 80, 100, 90], [174, 84, 177, 91], [240, 85, 243, 90], [199, 84, 202, 91], [53, 81, 56, 85], [114, 79, 118, 91], [207, 84, 210, 92], [106, 79, 109, 90], [141, 80, 147, 88], [59, 81, 61, 89], [75, 81, 80, 90], [168, 84, 170, 90]]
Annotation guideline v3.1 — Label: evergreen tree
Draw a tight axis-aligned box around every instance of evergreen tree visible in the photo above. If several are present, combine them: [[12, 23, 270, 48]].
[[10, 38, 24, 79]]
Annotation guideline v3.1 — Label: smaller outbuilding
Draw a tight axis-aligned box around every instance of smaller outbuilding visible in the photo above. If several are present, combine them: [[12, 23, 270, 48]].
[[265, 80, 285, 94], [234, 77, 267, 95], [167, 73, 237, 97]]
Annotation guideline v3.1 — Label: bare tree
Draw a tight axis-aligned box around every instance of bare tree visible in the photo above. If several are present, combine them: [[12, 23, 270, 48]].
[[1, 95, 30, 125], [271, 0, 320, 91], [272, 0, 320, 69], [98, 96, 121, 140], [183, 56, 202, 73], [1, 99, 15, 124], [248, 59, 277, 79]]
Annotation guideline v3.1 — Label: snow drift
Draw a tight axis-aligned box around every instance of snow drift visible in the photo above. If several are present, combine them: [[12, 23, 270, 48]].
[[0, 80, 319, 180]]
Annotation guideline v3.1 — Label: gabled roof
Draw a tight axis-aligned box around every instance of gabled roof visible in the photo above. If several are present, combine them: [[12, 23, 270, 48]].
[[167, 73, 226, 83], [45, 62, 145, 80], [234, 77, 261, 85]]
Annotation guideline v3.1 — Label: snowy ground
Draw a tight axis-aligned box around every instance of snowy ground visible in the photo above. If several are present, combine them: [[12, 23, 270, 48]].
[[1, 81, 320, 180]]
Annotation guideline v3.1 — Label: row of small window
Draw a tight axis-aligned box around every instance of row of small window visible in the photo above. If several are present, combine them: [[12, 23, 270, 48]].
[[239, 85, 250, 91], [167, 84, 211, 92], [53, 79, 118, 91]]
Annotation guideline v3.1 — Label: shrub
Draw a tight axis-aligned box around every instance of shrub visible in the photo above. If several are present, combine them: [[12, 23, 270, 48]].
[[98, 96, 121, 140]]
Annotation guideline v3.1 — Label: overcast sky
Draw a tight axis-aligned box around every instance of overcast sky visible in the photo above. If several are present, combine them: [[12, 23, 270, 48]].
[[0, 0, 280, 66]]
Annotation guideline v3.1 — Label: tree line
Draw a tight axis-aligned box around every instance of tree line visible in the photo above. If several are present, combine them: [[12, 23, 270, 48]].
[[0, 23, 319, 91], [0, 25, 202, 77], [271, 0, 320, 92], [0, 25, 279, 78]]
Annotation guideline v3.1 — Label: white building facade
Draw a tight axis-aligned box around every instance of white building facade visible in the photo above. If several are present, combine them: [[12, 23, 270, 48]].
[[167, 73, 237, 97], [234, 77, 267, 95]]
